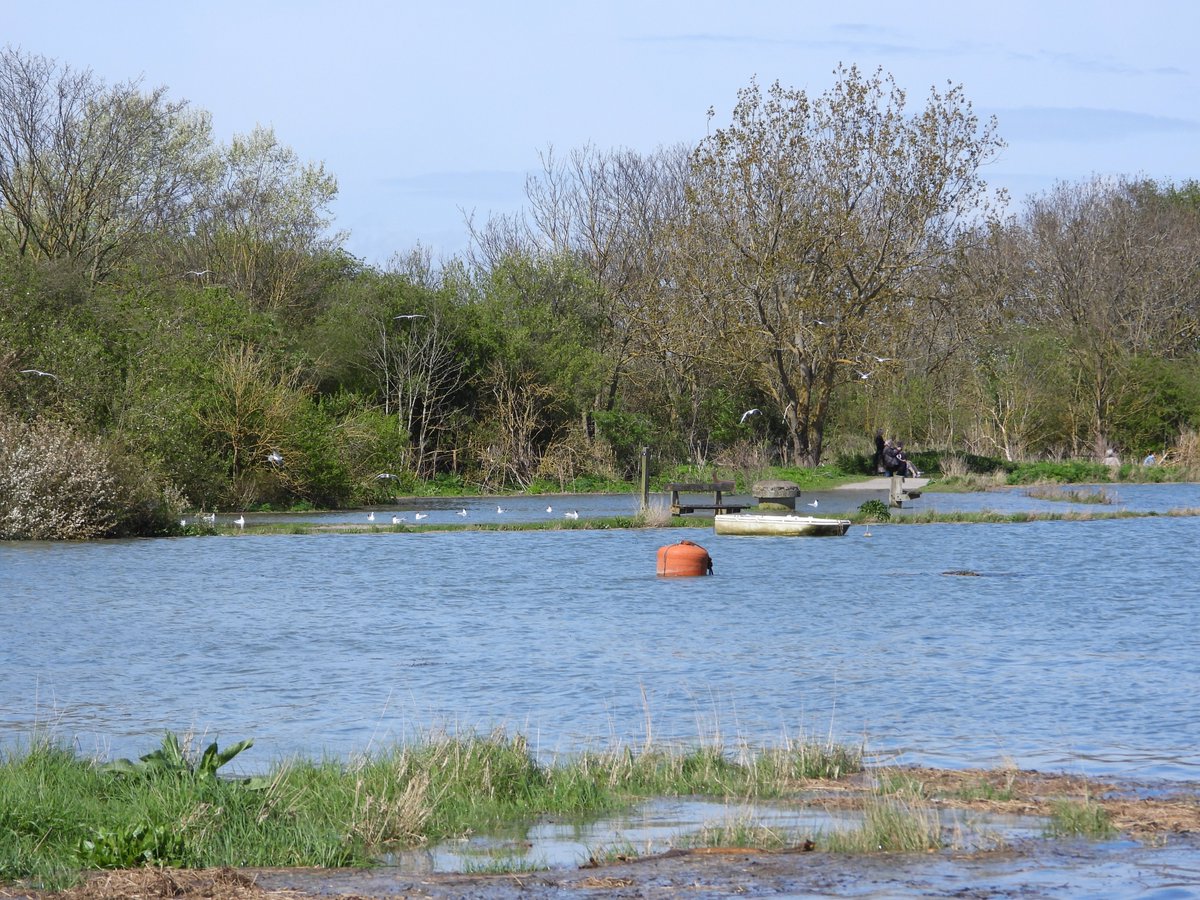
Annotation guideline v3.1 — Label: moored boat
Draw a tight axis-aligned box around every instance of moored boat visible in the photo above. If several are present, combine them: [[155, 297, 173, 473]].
[[713, 512, 852, 537]]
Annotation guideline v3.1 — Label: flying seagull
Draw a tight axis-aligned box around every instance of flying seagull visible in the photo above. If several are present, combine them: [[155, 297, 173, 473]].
[[266, 450, 284, 466], [871, 355, 892, 363], [856, 370, 872, 380], [19, 369, 58, 379], [184, 269, 210, 277], [393, 314, 426, 320], [739, 408, 761, 424], [375, 472, 399, 480]]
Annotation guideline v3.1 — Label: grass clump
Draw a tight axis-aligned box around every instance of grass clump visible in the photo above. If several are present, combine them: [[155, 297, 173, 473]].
[[679, 818, 795, 851], [825, 796, 943, 853], [1045, 799, 1116, 839]]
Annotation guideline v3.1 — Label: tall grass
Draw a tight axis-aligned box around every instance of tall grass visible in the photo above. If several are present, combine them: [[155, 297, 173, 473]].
[[824, 796, 943, 853], [1044, 799, 1116, 839], [0, 730, 863, 890]]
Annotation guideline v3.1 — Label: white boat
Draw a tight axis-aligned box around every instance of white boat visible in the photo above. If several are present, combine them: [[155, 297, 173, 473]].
[[713, 512, 852, 537]]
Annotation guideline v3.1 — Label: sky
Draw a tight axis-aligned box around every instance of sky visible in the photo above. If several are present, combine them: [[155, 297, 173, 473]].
[[7, 1, 1199, 266]]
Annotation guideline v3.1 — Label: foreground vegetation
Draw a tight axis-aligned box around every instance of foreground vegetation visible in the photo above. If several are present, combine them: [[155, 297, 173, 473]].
[[0, 730, 859, 890], [2, 729, 1170, 893]]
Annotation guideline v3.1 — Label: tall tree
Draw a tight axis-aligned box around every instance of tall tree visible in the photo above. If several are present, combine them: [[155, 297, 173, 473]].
[[681, 66, 1003, 464], [0, 46, 212, 283], [1013, 176, 1200, 457], [188, 125, 342, 313]]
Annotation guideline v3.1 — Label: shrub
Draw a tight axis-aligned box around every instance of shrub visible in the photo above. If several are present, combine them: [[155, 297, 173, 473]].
[[0, 415, 184, 539]]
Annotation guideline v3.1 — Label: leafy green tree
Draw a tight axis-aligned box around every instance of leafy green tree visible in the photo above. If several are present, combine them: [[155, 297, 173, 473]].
[[1011, 176, 1200, 457]]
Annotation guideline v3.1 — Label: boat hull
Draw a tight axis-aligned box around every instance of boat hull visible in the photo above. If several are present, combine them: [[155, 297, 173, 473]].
[[714, 513, 851, 537]]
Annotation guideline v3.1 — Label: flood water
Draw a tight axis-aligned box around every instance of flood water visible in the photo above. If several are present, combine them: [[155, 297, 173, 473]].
[[3, 483, 1198, 779], [2, 483, 1199, 895]]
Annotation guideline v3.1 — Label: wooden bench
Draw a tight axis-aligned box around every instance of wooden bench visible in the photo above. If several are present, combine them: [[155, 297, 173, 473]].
[[665, 481, 745, 516]]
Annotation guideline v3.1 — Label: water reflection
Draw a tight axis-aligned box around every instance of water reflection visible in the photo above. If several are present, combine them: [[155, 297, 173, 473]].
[[1, 486, 1199, 785]]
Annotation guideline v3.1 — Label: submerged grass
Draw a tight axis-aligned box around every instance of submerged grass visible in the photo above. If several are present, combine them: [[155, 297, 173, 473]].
[[1024, 485, 1114, 504], [0, 730, 862, 890]]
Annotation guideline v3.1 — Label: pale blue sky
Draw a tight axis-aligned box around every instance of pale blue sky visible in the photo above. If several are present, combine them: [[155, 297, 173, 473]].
[[8, 1, 1199, 265]]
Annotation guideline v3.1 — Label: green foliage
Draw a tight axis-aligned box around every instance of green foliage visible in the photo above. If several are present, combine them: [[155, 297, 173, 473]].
[[78, 824, 191, 869], [752, 743, 865, 783], [101, 732, 259, 785], [857, 499, 891, 521], [593, 410, 655, 477], [1107, 356, 1200, 456], [4, 51, 1200, 529]]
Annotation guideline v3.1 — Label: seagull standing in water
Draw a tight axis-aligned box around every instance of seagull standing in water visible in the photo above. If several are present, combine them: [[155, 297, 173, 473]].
[[564, 510, 579, 520], [457, 508, 468, 517], [496, 505, 506, 514], [414, 512, 428, 520], [392, 514, 404, 525], [367, 511, 375, 522], [234, 515, 245, 530], [546, 505, 553, 513], [807, 500, 819, 508]]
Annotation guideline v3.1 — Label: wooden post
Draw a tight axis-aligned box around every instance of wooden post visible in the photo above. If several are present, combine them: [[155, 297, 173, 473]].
[[639, 446, 650, 510], [889, 474, 904, 508]]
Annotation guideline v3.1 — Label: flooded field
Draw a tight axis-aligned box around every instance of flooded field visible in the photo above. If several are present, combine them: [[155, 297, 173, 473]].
[[3, 483, 1198, 896]]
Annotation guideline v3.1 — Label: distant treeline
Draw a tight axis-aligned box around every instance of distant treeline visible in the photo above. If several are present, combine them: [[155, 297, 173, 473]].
[[3, 48, 1199, 537]]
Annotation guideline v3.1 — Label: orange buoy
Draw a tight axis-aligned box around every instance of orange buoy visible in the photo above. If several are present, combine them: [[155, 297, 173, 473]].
[[656, 539, 713, 577]]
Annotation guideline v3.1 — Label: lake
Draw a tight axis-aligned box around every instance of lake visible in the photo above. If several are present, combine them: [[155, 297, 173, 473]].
[[2, 483, 1198, 785]]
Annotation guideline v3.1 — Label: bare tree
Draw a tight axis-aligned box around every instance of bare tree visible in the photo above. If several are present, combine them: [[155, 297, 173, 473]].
[[0, 46, 212, 282], [680, 66, 1004, 465], [362, 306, 466, 478], [472, 143, 692, 437]]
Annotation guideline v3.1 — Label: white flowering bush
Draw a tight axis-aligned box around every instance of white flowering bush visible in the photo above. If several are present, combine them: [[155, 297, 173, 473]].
[[0, 415, 184, 540]]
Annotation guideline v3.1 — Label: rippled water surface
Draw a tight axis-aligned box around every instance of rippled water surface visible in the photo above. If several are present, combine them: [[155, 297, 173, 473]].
[[2, 485, 1199, 784]]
